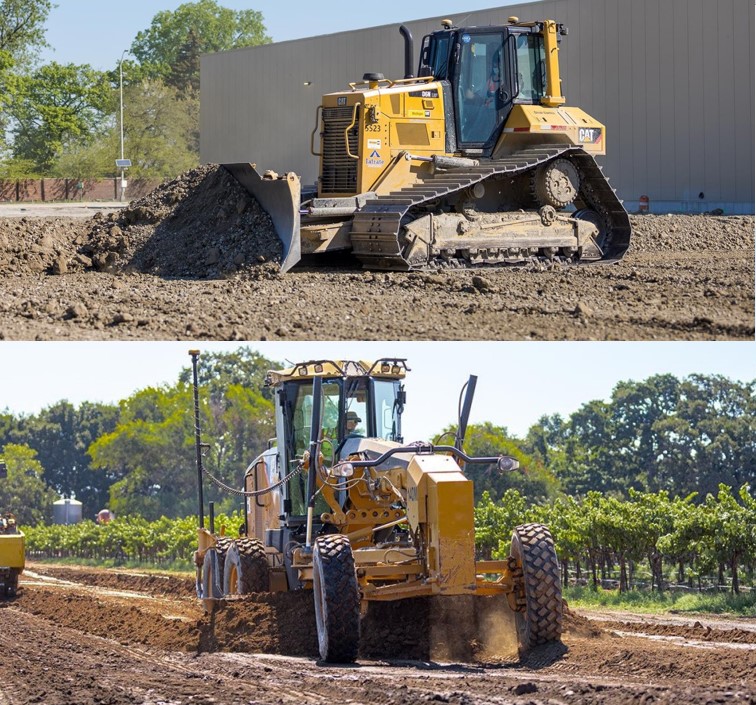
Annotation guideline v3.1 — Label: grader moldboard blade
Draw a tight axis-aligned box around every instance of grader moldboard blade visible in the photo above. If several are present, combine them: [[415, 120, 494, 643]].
[[223, 163, 302, 273]]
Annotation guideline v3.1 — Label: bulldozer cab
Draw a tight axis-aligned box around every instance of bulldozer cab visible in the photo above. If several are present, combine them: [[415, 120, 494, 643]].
[[418, 20, 558, 151], [267, 360, 406, 521]]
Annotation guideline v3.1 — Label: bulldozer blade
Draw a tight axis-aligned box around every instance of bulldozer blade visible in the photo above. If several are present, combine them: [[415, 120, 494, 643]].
[[223, 163, 302, 272]]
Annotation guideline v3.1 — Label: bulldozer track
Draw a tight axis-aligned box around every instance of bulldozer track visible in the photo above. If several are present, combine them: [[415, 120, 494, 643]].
[[348, 145, 631, 271]]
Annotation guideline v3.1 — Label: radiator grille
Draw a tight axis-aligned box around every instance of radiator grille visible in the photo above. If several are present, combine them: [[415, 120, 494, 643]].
[[321, 106, 360, 194]]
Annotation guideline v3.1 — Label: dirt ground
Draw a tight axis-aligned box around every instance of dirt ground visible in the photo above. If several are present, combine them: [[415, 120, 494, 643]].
[[0, 564, 753, 705], [0, 165, 752, 341]]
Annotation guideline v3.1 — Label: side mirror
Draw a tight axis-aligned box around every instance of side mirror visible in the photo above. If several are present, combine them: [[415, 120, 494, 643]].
[[497, 456, 520, 473], [0, 462, 6, 479]]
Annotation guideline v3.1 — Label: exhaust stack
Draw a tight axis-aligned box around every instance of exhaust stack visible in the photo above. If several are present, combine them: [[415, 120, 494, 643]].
[[399, 25, 414, 79]]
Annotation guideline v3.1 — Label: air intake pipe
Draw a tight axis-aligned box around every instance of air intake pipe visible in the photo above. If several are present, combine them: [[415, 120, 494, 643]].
[[399, 25, 414, 79]]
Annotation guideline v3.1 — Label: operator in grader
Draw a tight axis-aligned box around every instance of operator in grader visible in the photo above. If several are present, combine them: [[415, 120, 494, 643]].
[[226, 16, 630, 273]]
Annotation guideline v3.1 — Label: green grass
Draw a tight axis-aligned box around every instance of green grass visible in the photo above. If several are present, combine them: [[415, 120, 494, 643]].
[[564, 586, 756, 617]]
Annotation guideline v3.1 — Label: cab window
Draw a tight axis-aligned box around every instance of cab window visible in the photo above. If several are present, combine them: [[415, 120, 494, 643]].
[[514, 33, 545, 102]]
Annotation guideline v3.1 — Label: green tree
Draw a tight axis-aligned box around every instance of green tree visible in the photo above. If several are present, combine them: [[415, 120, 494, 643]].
[[88, 380, 275, 520], [131, 0, 270, 92], [18, 401, 120, 517], [6, 61, 111, 172], [437, 421, 559, 503], [0, 444, 57, 525], [178, 347, 280, 403], [114, 78, 200, 178], [0, 0, 53, 64]]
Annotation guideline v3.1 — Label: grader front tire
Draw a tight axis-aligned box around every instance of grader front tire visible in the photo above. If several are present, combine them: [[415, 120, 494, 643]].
[[510, 523, 563, 652], [312, 534, 360, 663], [224, 538, 269, 594]]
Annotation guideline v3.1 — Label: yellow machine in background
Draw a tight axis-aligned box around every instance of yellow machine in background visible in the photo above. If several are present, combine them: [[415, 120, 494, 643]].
[[0, 461, 25, 598], [193, 357, 563, 663], [226, 17, 630, 272]]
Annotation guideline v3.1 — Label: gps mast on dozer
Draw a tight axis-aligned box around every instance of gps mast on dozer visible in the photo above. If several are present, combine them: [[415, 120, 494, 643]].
[[225, 17, 630, 272], [192, 355, 563, 663]]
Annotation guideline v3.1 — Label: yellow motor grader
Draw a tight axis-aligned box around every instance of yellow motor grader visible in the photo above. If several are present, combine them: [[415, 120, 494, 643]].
[[226, 17, 630, 272], [192, 355, 563, 663], [0, 462, 25, 598]]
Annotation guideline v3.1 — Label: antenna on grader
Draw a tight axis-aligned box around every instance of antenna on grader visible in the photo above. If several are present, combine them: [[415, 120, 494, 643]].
[[189, 350, 205, 529]]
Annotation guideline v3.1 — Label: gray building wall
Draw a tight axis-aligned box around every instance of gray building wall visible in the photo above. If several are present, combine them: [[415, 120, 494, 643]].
[[201, 0, 755, 214]]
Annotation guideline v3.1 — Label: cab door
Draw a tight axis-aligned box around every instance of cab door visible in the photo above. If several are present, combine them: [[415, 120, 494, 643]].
[[453, 30, 514, 151]]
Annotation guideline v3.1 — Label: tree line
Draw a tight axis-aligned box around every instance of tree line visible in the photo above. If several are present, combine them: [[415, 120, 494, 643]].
[[0, 0, 270, 180], [1, 350, 754, 578]]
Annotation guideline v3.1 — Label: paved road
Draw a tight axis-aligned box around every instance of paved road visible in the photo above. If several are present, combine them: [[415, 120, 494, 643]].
[[0, 201, 126, 218]]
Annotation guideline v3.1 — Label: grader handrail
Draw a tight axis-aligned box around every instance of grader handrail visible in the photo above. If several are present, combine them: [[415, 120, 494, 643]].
[[334, 444, 519, 472]]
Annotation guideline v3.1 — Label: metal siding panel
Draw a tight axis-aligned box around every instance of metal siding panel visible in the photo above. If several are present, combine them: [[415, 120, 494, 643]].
[[715, 0, 736, 203], [642, 0, 661, 201], [611, 0, 635, 202], [739, 0, 756, 202], [672, 0, 691, 203], [702, 0, 721, 202], [728, 0, 752, 203], [686, 0, 706, 204]]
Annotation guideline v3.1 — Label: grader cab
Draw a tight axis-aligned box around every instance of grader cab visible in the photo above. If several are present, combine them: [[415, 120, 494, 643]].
[[193, 357, 563, 662]]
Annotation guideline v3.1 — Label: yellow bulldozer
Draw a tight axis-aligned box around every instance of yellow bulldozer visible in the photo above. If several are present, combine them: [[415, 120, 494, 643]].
[[192, 355, 563, 663], [0, 461, 25, 598], [226, 17, 630, 272]]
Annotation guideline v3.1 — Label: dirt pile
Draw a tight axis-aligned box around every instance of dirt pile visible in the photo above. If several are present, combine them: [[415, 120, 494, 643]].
[[82, 165, 282, 278]]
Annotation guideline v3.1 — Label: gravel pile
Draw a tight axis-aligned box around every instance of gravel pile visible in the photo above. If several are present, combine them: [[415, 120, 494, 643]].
[[81, 164, 282, 278], [629, 214, 753, 253]]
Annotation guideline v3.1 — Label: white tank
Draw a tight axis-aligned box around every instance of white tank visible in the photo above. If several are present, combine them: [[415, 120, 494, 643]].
[[53, 498, 83, 525]]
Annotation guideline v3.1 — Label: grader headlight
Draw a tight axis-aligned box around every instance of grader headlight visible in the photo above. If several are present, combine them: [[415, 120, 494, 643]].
[[331, 462, 355, 478]]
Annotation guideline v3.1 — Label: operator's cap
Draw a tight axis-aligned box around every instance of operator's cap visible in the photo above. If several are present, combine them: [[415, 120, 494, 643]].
[[346, 411, 362, 423]]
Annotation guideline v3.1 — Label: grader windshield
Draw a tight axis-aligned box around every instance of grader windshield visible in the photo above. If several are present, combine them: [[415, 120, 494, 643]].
[[279, 372, 404, 515]]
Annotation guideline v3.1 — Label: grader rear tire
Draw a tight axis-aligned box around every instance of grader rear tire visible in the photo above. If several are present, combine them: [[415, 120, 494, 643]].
[[510, 523, 563, 652], [224, 538, 269, 594], [312, 534, 360, 663]]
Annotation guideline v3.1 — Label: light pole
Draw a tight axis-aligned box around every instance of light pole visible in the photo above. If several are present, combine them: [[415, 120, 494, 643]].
[[118, 50, 130, 202]]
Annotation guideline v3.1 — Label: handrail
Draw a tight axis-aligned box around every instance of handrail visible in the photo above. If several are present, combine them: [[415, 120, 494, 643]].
[[310, 105, 323, 157], [335, 443, 519, 471], [348, 75, 435, 90], [345, 102, 361, 160]]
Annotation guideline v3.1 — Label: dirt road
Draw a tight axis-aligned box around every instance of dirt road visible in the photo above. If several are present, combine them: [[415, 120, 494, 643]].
[[0, 564, 753, 705], [0, 166, 752, 340]]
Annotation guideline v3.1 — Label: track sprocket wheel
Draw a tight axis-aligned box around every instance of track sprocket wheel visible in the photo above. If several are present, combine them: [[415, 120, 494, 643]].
[[534, 158, 581, 208], [510, 523, 563, 652], [224, 537, 269, 594], [313, 534, 361, 663]]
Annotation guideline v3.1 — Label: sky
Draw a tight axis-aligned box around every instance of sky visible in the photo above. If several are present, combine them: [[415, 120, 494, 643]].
[[0, 342, 753, 443], [40, 1, 516, 71]]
